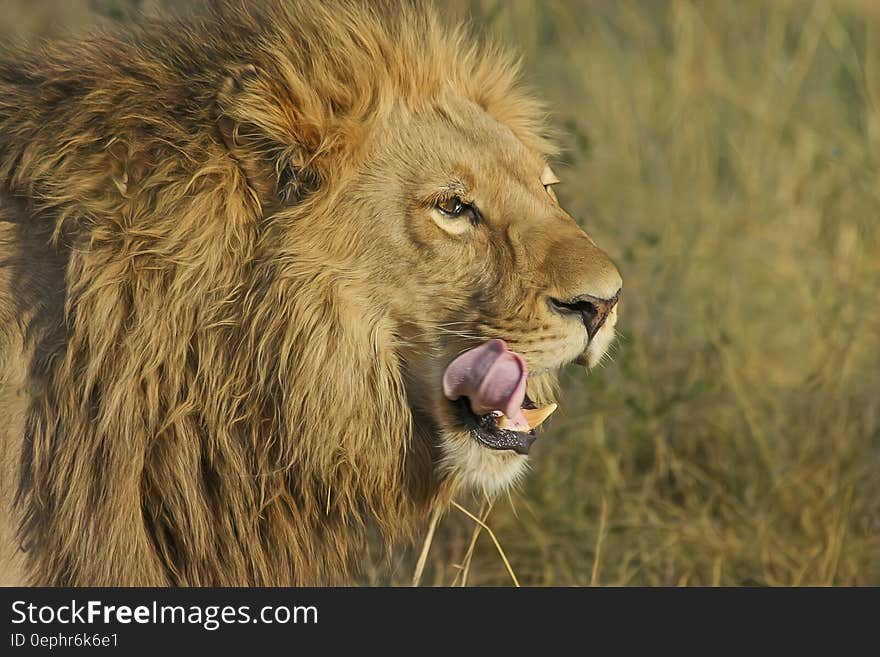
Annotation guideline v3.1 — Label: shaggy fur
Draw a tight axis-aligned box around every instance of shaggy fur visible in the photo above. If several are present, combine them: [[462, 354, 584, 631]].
[[0, 0, 621, 585]]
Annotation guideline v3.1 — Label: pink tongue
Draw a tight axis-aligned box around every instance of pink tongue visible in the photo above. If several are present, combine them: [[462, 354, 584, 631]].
[[442, 339, 528, 424]]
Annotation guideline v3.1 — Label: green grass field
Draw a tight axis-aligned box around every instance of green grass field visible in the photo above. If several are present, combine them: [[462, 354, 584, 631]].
[[4, 0, 878, 586]]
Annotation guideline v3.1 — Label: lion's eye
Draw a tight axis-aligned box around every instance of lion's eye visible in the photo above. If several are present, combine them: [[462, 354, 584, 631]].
[[431, 193, 480, 234], [437, 196, 469, 217]]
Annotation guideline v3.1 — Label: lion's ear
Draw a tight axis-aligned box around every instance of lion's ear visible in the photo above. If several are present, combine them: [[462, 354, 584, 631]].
[[216, 64, 322, 208]]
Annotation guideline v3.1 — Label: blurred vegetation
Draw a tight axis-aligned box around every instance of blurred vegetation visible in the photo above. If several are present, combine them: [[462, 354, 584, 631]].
[[3, 0, 878, 586]]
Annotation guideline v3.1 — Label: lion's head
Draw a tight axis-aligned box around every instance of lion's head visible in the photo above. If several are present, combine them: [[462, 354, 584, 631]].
[[0, 0, 620, 585], [349, 92, 622, 496]]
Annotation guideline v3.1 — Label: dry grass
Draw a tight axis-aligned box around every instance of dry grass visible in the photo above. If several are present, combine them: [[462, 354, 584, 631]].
[[4, 0, 878, 586]]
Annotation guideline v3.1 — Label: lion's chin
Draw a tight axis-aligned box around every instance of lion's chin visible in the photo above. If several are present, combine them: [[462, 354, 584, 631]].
[[438, 431, 529, 497]]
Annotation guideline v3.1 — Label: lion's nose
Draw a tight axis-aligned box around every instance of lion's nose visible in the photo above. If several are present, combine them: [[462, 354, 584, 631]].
[[550, 289, 620, 340]]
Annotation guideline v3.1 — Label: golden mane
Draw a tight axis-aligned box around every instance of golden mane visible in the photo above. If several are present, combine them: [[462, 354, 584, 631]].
[[0, 0, 552, 584]]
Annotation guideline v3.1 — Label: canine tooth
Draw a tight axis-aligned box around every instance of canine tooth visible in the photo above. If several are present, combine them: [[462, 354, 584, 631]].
[[496, 403, 558, 431], [496, 414, 530, 432], [521, 403, 557, 429]]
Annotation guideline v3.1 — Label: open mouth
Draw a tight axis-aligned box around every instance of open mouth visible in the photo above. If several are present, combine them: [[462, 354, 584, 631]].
[[453, 394, 556, 455], [442, 339, 558, 455]]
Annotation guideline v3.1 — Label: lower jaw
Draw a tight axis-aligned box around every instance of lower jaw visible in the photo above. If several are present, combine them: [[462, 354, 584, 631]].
[[453, 397, 538, 455], [473, 420, 537, 455]]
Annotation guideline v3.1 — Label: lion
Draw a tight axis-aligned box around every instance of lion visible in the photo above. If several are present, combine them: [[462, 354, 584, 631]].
[[0, 0, 622, 586]]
